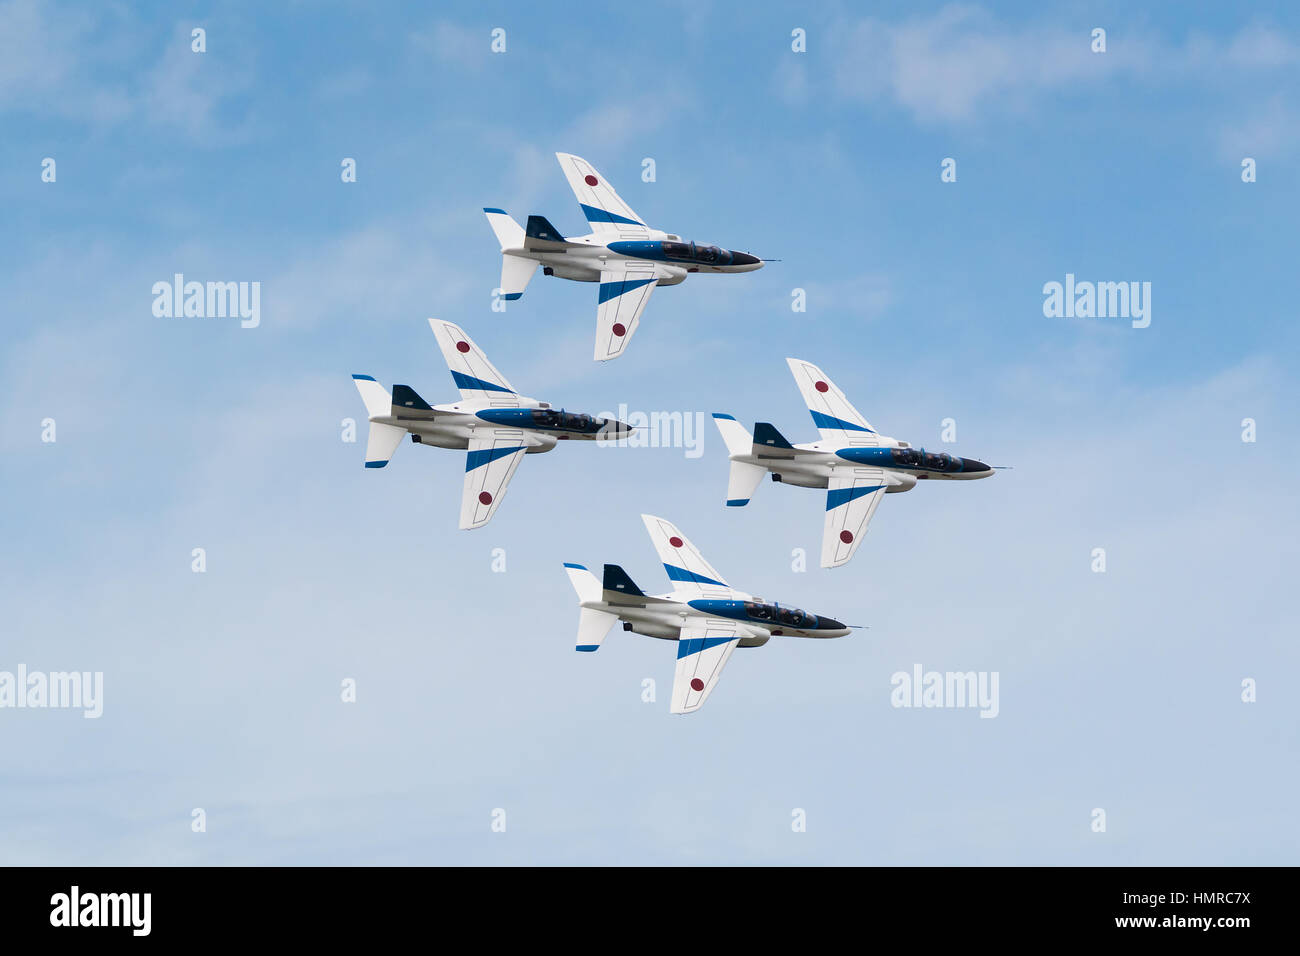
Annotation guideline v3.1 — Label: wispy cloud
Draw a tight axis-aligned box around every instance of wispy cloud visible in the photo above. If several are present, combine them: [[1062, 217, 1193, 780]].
[[829, 6, 1300, 125]]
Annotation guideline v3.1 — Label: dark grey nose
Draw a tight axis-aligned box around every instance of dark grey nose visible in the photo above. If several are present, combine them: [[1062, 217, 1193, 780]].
[[960, 457, 992, 473], [730, 252, 760, 266]]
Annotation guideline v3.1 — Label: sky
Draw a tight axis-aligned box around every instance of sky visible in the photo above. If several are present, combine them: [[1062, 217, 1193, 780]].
[[1, 0, 1297, 865]]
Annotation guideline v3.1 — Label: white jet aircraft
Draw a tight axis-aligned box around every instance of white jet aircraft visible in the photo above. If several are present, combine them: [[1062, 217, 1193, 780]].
[[352, 319, 632, 529], [565, 514, 851, 714], [484, 152, 764, 361], [713, 359, 997, 569]]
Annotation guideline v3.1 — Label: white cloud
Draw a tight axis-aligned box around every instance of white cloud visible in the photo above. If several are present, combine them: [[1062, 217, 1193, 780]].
[[831, 6, 1300, 125]]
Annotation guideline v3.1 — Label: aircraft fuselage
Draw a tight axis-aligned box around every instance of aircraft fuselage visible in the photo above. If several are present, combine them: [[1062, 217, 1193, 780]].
[[586, 592, 850, 646], [742, 438, 994, 490], [511, 233, 763, 285], [373, 397, 632, 452]]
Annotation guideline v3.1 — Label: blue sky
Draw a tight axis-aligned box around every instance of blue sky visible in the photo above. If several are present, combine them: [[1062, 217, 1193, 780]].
[[2, 0, 1297, 864]]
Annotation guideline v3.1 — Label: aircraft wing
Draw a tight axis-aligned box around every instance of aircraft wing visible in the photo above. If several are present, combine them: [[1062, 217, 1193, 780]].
[[556, 152, 651, 238], [672, 617, 744, 714], [429, 318, 518, 400], [641, 514, 746, 600], [461, 432, 532, 530], [594, 264, 659, 361], [787, 357, 880, 445], [822, 467, 891, 568]]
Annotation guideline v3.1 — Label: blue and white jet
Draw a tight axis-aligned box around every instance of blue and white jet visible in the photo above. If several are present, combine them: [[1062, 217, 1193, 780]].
[[565, 514, 851, 714], [352, 319, 632, 529], [713, 359, 996, 569], [484, 152, 763, 361]]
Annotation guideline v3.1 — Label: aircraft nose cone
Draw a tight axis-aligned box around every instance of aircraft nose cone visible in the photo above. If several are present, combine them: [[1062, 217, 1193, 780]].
[[605, 420, 634, 439], [817, 616, 845, 630], [730, 252, 761, 267], [961, 457, 993, 474]]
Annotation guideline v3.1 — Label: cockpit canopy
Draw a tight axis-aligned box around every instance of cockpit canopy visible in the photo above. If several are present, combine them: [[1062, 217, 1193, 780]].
[[890, 447, 963, 472], [662, 240, 732, 266], [531, 408, 602, 433], [744, 601, 815, 628]]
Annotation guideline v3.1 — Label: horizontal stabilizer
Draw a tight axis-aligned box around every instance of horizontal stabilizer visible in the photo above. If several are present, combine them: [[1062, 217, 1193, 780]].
[[352, 374, 391, 419], [498, 254, 537, 301], [484, 208, 524, 250], [364, 422, 406, 469], [711, 413, 752, 457], [602, 563, 644, 597], [726, 460, 766, 507], [575, 606, 619, 652], [564, 563, 602, 603]]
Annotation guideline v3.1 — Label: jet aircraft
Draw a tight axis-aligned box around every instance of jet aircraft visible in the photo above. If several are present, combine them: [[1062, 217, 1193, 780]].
[[564, 514, 851, 714], [352, 319, 632, 529], [484, 152, 763, 361], [713, 359, 996, 569]]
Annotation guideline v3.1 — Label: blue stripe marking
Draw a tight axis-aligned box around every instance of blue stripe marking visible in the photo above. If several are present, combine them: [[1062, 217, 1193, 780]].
[[664, 564, 728, 588], [826, 484, 885, 510], [726, 498, 749, 507], [451, 370, 513, 394], [503, 292, 522, 300], [598, 277, 655, 304], [483, 207, 507, 215], [677, 635, 735, 659], [712, 412, 736, 421], [563, 563, 587, 570], [811, 410, 873, 433], [352, 373, 376, 382], [579, 203, 643, 226], [575, 645, 600, 652], [466, 446, 525, 471], [364, 460, 388, 469]]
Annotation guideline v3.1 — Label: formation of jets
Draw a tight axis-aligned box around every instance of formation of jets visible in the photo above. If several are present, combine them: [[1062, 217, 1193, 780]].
[[484, 153, 763, 361], [349, 152, 997, 714]]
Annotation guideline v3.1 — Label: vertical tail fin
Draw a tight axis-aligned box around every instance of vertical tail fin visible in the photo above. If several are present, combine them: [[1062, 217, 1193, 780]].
[[351, 375, 406, 468]]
